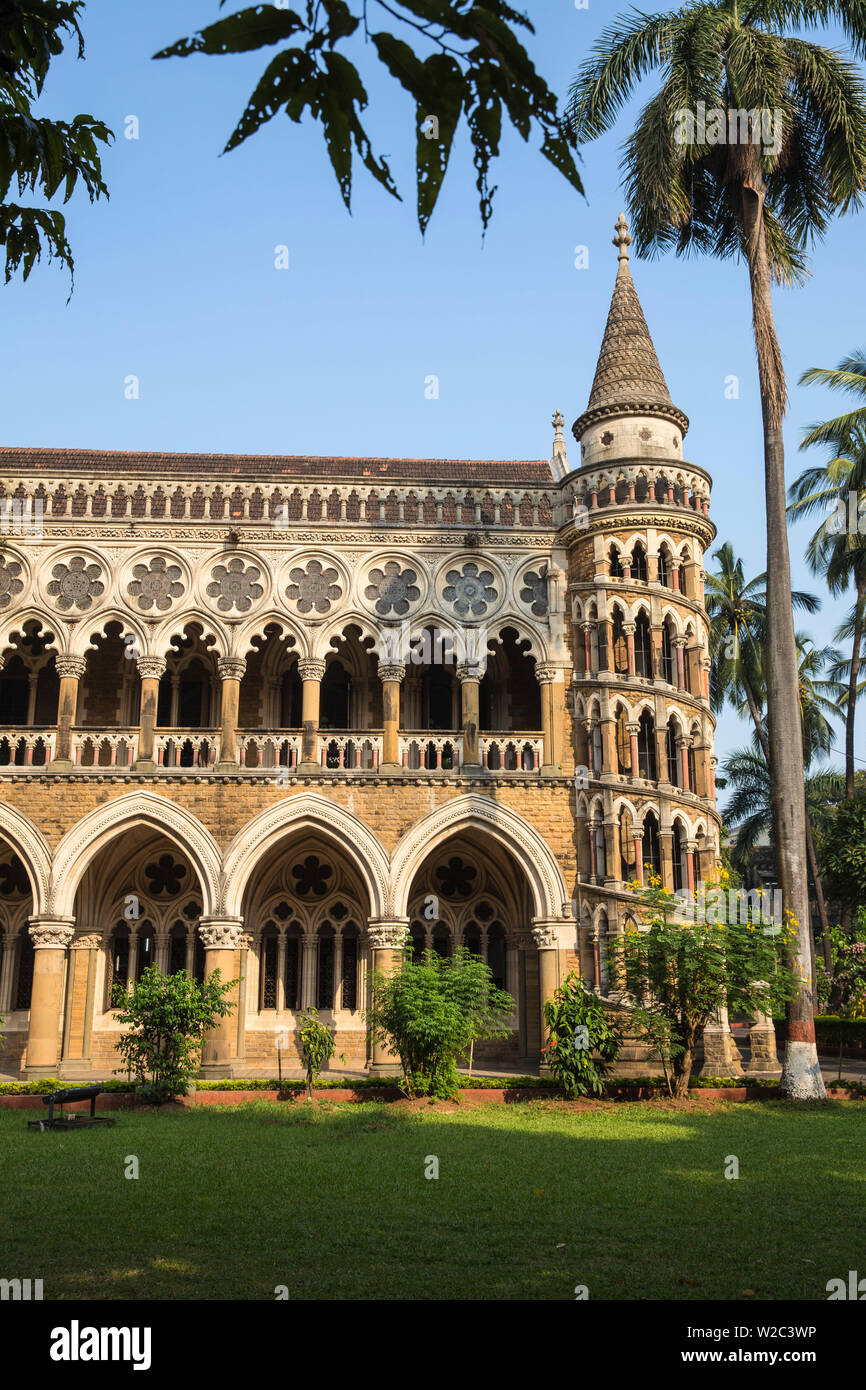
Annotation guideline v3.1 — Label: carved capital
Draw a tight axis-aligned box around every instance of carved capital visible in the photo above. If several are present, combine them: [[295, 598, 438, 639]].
[[676, 735, 692, 750], [137, 657, 167, 681], [625, 722, 641, 736], [217, 657, 246, 682], [297, 658, 326, 682], [55, 656, 86, 681], [535, 663, 559, 685], [367, 919, 410, 951], [455, 663, 485, 684], [71, 932, 103, 950], [29, 918, 75, 950], [378, 663, 406, 685], [531, 922, 562, 950], [198, 918, 245, 950], [671, 635, 687, 650]]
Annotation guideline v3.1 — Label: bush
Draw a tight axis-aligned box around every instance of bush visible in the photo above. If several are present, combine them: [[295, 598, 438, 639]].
[[542, 973, 622, 1096], [368, 946, 514, 1101], [112, 965, 236, 1100], [297, 1008, 335, 1100]]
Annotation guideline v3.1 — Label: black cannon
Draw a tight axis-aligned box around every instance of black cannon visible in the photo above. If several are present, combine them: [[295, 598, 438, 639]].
[[28, 1084, 116, 1130]]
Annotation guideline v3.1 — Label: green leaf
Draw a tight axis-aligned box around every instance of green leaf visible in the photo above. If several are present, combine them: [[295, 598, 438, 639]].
[[319, 51, 400, 208], [224, 47, 319, 151], [540, 128, 583, 195], [153, 6, 305, 60]]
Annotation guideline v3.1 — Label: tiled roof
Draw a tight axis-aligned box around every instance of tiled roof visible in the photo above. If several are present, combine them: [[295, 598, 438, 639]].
[[0, 448, 555, 485]]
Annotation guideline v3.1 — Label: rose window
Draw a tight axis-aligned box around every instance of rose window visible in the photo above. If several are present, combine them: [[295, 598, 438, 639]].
[[442, 562, 497, 618], [127, 557, 185, 612], [365, 561, 420, 617], [0, 556, 24, 610], [286, 560, 342, 614], [206, 559, 264, 613], [46, 557, 104, 611]]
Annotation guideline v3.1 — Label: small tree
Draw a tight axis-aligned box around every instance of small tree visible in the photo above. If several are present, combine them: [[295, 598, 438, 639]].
[[297, 1008, 335, 1100], [368, 947, 513, 1101], [542, 973, 622, 1097], [610, 874, 800, 1099], [112, 966, 236, 1102]]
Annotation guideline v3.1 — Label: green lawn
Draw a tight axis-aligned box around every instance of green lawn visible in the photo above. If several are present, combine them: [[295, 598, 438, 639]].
[[1, 1099, 862, 1301]]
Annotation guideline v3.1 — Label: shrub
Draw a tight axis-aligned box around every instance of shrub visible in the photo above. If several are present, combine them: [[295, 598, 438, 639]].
[[297, 1008, 335, 1100], [542, 973, 622, 1096], [111, 965, 236, 1100], [368, 946, 514, 1100]]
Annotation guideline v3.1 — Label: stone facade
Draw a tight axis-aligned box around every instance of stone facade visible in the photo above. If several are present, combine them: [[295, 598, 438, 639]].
[[0, 218, 759, 1080]]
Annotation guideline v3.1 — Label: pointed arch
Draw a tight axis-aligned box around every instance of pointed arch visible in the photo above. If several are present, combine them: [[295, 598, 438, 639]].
[[390, 794, 568, 921], [50, 793, 221, 918], [222, 792, 389, 918], [0, 801, 52, 914]]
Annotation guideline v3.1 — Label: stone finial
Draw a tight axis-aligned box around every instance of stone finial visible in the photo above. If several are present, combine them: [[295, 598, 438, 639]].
[[552, 409, 565, 442], [613, 211, 632, 261]]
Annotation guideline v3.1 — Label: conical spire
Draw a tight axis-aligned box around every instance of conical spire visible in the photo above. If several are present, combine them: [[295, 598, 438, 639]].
[[572, 214, 688, 442]]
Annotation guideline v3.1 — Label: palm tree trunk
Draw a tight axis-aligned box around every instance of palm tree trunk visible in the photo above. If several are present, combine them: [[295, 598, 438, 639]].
[[742, 673, 771, 764], [804, 806, 832, 975], [741, 168, 825, 1100], [845, 574, 865, 800]]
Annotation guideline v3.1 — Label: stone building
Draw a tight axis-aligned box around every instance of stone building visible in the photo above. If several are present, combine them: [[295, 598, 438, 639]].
[[0, 217, 749, 1081]]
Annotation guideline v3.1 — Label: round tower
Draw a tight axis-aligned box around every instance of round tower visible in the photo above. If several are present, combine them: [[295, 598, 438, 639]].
[[563, 214, 722, 988]]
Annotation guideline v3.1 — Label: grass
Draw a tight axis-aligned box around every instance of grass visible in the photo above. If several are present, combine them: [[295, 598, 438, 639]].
[[1, 1098, 863, 1301]]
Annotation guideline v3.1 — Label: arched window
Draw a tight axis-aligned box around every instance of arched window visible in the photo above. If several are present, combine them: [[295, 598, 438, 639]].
[[487, 922, 506, 991], [642, 813, 661, 879], [619, 808, 635, 876], [317, 924, 335, 1008], [634, 612, 652, 677], [169, 920, 187, 975], [432, 924, 451, 958], [631, 544, 648, 583], [672, 821, 686, 892], [609, 546, 623, 579], [591, 722, 603, 776], [611, 611, 629, 674], [661, 622, 675, 684], [260, 923, 279, 1009], [688, 740, 698, 793], [409, 920, 426, 963], [136, 921, 155, 981], [657, 549, 670, 588], [320, 661, 349, 729], [615, 708, 631, 774], [340, 923, 359, 1010], [637, 709, 657, 780], [463, 921, 482, 957], [105, 922, 130, 1008], [666, 718, 679, 785], [594, 823, 607, 879], [15, 928, 34, 1010]]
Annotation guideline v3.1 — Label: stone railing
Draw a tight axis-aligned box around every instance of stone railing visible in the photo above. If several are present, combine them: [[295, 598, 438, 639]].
[[400, 734, 462, 771], [237, 732, 302, 769], [72, 728, 137, 767], [479, 735, 543, 772], [0, 726, 56, 766], [319, 733, 382, 770], [155, 730, 219, 769]]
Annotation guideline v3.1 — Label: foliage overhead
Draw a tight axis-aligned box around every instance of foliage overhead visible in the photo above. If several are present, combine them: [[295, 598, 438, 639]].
[[0, 0, 112, 290], [153, 0, 583, 233]]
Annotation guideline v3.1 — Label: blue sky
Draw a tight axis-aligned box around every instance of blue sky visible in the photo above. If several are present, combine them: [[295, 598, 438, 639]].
[[2, 0, 864, 766]]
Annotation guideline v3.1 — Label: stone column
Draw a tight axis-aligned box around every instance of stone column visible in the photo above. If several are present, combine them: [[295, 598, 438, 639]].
[[659, 829, 674, 890], [601, 717, 616, 777], [605, 816, 622, 884], [580, 622, 593, 676], [23, 918, 74, 1078], [673, 636, 687, 692], [745, 988, 782, 1077], [655, 723, 670, 784], [627, 721, 640, 778], [135, 656, 166, 771], [379, 662, 405, 772], [623, 622, 636, 677], [633, 834, 645, 885], [26, 671, 38, 726], [537, 664, 571, 775], [301, 931, 318, 1008], [650, 625, 663, 681], [532, 922, 564, 1073], [297, 658, 325, 772], [54, 656, 86, 768], [60, 932, 101, 1077], [367, 920, 409, 1076], [215, 657, 245, 771], [276, 931, 287, 1013], [678, 735, 691, 792], [456, 663, 483, 770], [700, 1002, 744, 1078], [154, 930, 170, 973], [198, 919, 244, 1078]]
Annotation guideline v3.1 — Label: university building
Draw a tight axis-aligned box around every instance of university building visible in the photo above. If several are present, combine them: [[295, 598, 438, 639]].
[[0, 218, 762, 1080]]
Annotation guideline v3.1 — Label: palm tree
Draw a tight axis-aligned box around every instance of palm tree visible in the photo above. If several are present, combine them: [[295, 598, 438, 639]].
[[790, 377, 866, 800], [567, 0, 866, 1099], [706, 542, 819, 763], [799, 351, 866, 446]]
